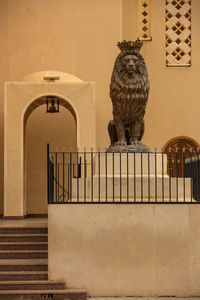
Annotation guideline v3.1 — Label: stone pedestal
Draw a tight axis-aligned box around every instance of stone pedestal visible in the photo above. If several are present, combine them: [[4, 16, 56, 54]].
[[93, 153, 167, 177], [72, 153, 193, 202]]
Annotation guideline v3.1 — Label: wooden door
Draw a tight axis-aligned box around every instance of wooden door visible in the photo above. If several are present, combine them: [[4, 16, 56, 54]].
[[163, 137, 200, 177]]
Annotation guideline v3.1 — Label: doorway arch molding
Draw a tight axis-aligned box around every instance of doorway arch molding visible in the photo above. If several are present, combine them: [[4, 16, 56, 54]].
[[162, 136, 200, 152], [4, 81, 95, 217]]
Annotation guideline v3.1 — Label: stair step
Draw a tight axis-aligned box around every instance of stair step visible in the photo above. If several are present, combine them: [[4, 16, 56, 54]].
[[0, 259, 48, 271], [0, 271, 48, 281], [0, 228, 47, 234], [0, 289, 87, 299], [0, 250, 48, 253], [0, 280, 66, 290], [0, 250, 48, 259], [0, 234, 48, 242], [0, 222, 81, 299], [0, 242, 48, 250]]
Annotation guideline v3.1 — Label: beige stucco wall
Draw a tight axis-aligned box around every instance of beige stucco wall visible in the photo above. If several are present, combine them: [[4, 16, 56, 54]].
[[48, 204, 200, 297], [122, 0, 200, 150]]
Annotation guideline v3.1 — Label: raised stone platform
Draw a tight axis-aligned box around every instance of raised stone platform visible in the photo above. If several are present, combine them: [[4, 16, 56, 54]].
[[48, 204, 200, 296]]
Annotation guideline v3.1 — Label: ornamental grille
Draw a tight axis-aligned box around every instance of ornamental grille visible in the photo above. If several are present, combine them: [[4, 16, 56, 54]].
[[166, 0, 191, 66], [138, 0, 152, 41]]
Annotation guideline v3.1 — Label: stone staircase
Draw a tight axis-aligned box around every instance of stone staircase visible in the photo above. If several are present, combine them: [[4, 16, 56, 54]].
[[0, 221, 87, 299]]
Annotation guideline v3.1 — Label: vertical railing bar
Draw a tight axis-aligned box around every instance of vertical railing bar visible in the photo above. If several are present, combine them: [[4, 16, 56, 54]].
[[77, 150, 79, 202], [155, 150, 157, 202], [47, 144, 50, 203], [169, 150, 171, 202], [141, 152, 143, 202], [49, 154, 50, 202], [105, 150, 108, 202], [134, 152, 136, 202], [68, 162, 70, 201], [176, 150, 178, 202], [51, 156, 54, 203], [190, 149, 193, 202], [58, 163, 60, 202], [127, 151, 129, 202], [183, 150, 185, 202], [51, 152, 56, 202], [55, 152, 58, 202], [148, 151, 150, 202], [197, 150, 200, 202], [98, 149, 100, 202], [162, 152, 164, 202], [91, 149, 93, 202], [120, 152, 122, 202], [84, 149, 87, 202], [63, 152, 65, 202], [113, 152, 115, 202], [70, 151, 72, 202]]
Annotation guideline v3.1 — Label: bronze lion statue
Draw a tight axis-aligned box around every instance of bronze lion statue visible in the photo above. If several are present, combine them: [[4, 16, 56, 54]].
[[108, 39, 150, 152]]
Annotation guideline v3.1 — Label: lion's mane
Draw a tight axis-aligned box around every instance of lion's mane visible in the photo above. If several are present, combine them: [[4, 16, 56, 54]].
[[110, 51, 150, 123]]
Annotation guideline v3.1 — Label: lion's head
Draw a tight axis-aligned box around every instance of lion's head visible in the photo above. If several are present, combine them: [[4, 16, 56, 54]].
[[110, 44, 149, 99], [113, 50, 148, 82], [120, 54, 141, 75]]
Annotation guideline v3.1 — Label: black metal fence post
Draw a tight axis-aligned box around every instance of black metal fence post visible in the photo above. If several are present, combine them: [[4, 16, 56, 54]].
[[62, 150, 65, 202], [197, 149, 200, 202], [47, 144, 50, 203], [155, 149, 157, 202], [148, 151, 150, 202], [91, 148, 93, 202], [183, 148, 185, 202], [169, 148, 171, 202], [84, 148, 87, 202], [105, 149, 108, 202], [127, 151, 129, 202], [98, 149, 100, 202]]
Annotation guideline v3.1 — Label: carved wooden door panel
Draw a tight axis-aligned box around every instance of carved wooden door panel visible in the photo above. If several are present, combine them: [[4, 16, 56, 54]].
[[163, 137, 200, 177]]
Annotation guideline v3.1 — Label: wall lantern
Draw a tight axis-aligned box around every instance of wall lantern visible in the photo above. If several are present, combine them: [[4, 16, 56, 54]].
[[46, 96, 60, 113]]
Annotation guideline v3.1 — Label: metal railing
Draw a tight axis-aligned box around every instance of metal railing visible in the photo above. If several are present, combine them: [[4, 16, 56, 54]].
[[47, 144, 200, 204]]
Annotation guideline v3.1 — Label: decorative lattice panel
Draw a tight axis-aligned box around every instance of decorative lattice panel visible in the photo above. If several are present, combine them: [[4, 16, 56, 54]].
[[166, 0, 191, 66], [138, 0, 152, 41]]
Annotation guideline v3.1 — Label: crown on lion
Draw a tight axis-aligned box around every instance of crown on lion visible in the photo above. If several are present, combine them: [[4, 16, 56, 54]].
[[117, 39, 143, 53]]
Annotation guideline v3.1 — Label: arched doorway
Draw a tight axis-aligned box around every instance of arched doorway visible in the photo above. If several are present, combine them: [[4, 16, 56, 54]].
[[4, 74, 95, 217], [24, 96, 77, 215], [163, 136, 200, 177]]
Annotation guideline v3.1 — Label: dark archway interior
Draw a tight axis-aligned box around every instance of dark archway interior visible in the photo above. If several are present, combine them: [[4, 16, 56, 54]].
[[24, 96, 77, 215]]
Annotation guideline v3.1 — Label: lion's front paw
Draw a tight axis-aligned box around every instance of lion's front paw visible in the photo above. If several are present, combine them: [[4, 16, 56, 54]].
[[114, 140, 127, 146], [130, 139, 141, 146]]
